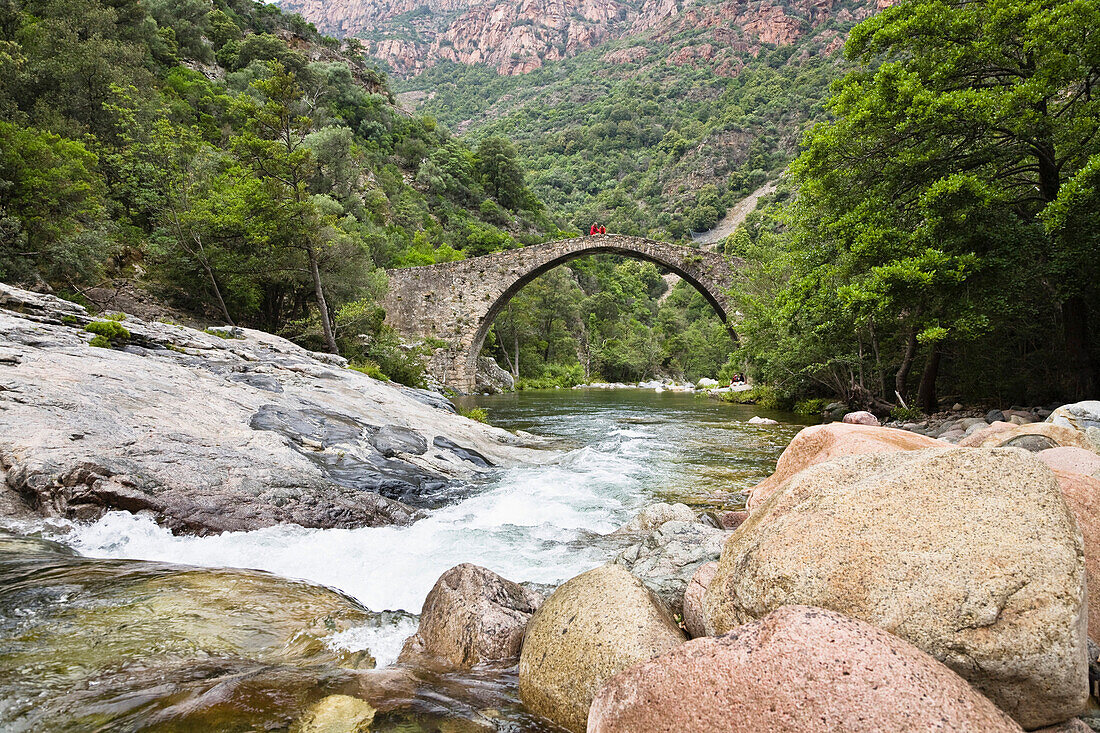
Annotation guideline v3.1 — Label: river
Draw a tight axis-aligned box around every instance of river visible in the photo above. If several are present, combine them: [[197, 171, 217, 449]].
[[0, 389, 811, 731]]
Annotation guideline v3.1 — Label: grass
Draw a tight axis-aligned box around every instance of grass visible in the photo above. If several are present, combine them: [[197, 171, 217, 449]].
[[348, 359, 389, 381]]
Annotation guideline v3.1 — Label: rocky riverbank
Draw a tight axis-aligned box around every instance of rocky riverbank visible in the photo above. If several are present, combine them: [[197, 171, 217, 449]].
[[393, 411, 1100, 732], [0, 284, 547, 534]]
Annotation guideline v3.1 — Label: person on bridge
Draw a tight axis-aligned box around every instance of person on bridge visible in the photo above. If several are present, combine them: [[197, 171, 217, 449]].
[[599, 224, 606, 235], [590, 222, 599, 236]]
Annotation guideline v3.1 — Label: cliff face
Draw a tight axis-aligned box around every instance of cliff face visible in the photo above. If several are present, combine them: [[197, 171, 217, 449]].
[[280, 0, 887, 77]]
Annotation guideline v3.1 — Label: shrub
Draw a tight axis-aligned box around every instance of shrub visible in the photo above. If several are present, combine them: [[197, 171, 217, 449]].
[[349, 359, 389, 381], [890, 406, 925, 422], [84, 320, 130, 347], [459, 406, 490, 424], [794, 397, 830, 416]]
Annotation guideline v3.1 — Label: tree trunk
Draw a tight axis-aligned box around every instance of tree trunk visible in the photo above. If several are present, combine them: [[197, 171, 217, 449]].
[[895, 328, 918, 401], [917, 346, 942, 414], [307, 245, 338, 354], [1063, 295, 1095, 398]]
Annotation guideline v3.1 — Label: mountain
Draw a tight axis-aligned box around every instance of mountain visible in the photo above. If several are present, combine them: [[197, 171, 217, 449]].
[[280, 0, 890, 77]]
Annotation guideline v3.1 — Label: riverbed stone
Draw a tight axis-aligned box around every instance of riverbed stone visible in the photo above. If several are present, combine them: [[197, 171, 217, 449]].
[[707, 448, 1089, 729], [398, 563, 542, 669], [1049, 401, 1100, 432], [1052, 470, 1100, 646], [746, 423, 944, 511], [681, 561, 718, 638], [475, 356, 514, 394], [842, 410, 880, 426], [292, 695, 376, 733], [613, 521, 727, 616], [612, 502, 695, 534], [518, 564, 685, 733], [588, 606, 1023, 733], [959, 421, 1096, 452], [1038, 448, 1100, 478], [747, 415, 778, 425]]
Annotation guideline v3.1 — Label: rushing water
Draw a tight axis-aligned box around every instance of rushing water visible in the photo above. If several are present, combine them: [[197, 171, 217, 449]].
[[1, 389, 811, 731]]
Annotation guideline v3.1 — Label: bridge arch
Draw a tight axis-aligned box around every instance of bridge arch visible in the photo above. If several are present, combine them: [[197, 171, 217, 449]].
[[381, 235, 741, 392]]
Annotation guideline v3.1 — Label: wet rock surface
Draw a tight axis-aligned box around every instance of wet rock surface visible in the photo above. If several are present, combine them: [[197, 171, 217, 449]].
[[0, 284, 546, 533], [398, 563, 543, 669]]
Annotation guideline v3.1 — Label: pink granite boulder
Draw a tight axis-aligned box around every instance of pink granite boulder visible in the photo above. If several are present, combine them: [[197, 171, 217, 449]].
[[588, 605, 1023, 733]]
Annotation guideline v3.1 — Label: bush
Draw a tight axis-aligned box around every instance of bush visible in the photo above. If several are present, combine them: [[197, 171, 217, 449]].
[[794, 397, 830, 416], [349, 359, 388, 381], [84, 320, 131, 346], [458, 406, 489, 424], [515, 363, 584, 390], [719, 384, 793, 410], [890, 406, 925, 422]]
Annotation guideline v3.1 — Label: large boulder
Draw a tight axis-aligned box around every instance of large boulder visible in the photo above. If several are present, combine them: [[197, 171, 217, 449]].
[[1052, 470, 1100, 646], [613, 521, 726, 616], [842, 410, 880, 426], [397, 564, 541, 669], [959, 421, 1095, 453], [475, 356, 514, 394], [705, 448, 1089, 729], [518, 564, 685, 733], [1048, 401, 1100, 432], [746, 423, 944, 511], [681, 561, 718, 639], [1038, 447, 1100, 478], [588, 606, 1023, 733]]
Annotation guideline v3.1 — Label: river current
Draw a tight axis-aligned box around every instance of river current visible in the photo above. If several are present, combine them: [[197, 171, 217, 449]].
[[1, 389, 810, 730]]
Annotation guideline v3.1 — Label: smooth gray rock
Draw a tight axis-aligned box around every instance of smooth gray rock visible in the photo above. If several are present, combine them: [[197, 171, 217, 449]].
[[0, 284, 546, 534], [371, 425, 428, 458], [614, 520, 728, 616], [475, 356, 514, 394]]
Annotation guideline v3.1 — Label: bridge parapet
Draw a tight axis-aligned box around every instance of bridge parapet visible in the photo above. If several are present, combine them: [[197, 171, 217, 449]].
[[381, 235, 741, 392]]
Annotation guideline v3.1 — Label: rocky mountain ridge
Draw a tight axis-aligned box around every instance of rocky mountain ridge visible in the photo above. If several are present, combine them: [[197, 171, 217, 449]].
[[281, 0, 889, 76]]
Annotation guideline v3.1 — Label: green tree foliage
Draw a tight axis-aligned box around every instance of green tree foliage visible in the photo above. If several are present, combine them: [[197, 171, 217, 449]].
[[0, 0, 547, 384], [734, 0, 1100, 407]]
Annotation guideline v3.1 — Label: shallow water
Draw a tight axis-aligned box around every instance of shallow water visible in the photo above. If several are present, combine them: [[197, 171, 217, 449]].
[[1, 389, 810, 730]]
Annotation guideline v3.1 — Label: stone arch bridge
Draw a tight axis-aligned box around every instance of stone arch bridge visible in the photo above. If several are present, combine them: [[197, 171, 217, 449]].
[[381, 235, 742, 392]]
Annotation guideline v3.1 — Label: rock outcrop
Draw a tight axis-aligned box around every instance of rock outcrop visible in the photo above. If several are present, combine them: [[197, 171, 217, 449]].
[[280, 0, 884, 78], [0, 284, 545, 534], [518, 564, 685, 732], [398, 563, 542, 668], [706, 448, 1089, 729], [588, 606, 1023, 733], [613, 520, 726, 616], [475, 356, 514, 394], [746, 422, 944, 511]]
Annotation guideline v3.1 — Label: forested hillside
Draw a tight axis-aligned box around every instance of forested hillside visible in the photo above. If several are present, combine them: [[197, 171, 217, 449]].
[[729, 0, 1099, 408], [0, 0, 548, 381]]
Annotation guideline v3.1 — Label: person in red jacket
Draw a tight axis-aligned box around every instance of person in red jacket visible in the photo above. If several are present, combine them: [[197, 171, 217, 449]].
[[590, 223, 599, 236], [599, 224, 606, 234]]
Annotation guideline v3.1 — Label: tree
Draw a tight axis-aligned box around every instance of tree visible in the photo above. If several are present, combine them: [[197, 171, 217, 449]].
[[786, 0, 1100, 404], [233, 62, 339, 353], [475, 136, 532, 211]]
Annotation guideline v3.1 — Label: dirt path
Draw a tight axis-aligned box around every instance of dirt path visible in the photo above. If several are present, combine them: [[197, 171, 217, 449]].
[[691, 180, 778, 248], [659, 180, 776, 303]]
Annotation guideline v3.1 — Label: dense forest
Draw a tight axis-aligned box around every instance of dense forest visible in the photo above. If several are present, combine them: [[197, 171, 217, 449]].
[[729, 0, 1100, 409], [0, 0, 554, 381], [402, 34, 848, 239], [1, 0, 1096, 408]]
